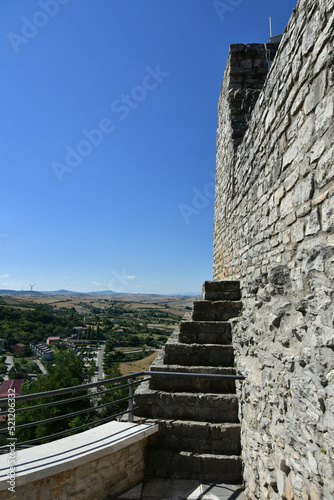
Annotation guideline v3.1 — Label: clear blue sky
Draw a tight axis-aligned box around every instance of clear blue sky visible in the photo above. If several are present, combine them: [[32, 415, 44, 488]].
[[0, 0, 295, 294]]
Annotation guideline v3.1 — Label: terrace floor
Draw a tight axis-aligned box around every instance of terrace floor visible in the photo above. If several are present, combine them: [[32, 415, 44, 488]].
[[116, 478, 245, 500]]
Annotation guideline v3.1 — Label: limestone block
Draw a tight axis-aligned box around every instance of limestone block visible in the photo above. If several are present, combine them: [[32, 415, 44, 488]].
[[285, 474, 294, 500], [308, 139, 326, 165], [269, 207, 280, 226], [310, 483, 324, 500], [314, 96, 334, 136], [302, 486, 311, 499], [282, 142, 299, 170], [290, 46, 302, 78], [304, 71, 327, 115], [288, 470, 306, 491], [291, 81, 309, 116], [322, 326, 334, 348], [307, 451, 319, 475], [302, 8, 321, 56], [265, 107, 276, 132], [274, 185, 285, 206], [313, 19, 334, 72], [298, 113, 315, 151], [268, 265, 290, 286], [305, 207, 321, 235], [285, 211, 297, 226], [293, 174, 314, 205], [280, 192, 294, 218], [291, 220, 305, 243], [286, 120, 298, 144], [282, 230, 291, 244], [298, 52, 313, 87], [321, 195, 334, 232], [284, 168, 300, 192], [277, 468, 286, 496]]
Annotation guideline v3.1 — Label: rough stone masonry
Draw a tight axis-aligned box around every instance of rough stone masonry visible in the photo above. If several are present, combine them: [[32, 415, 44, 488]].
[[213, 0, 334, 498]]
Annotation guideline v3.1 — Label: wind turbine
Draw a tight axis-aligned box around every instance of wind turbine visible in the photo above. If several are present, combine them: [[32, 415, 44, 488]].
[[28, 283, 36, 291]]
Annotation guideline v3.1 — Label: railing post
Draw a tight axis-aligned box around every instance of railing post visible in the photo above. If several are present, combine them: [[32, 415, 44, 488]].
[[128, 373, 134, 423]]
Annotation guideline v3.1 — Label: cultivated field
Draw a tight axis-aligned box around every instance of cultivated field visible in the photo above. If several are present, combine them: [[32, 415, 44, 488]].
[[2, 293, 198, 318], [119, 351, 160, 376]]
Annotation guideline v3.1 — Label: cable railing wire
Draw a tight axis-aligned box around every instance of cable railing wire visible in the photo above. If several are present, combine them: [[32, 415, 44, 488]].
[[0, 370, 244, 452]]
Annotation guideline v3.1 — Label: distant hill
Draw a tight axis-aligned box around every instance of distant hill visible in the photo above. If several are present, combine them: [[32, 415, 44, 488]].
[[42, 290, 86, 296], [170, 292, 200, 297], [0, 289, 200, 298], [0, 290, 44, 296]]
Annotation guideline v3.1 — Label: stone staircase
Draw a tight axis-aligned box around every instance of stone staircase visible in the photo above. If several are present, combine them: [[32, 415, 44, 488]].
[[133, 281, 243, 484]]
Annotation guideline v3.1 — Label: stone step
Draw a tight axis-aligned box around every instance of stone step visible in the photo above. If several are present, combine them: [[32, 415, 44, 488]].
[[163, 327, 234, 367], [164, 341, 234, 367], [145, 450, 242, 483], [202, 280, 241, 301], [134, 418, 241, 455], [134, 381, 239, 423], [192, 300, 242, 321], [149, 358, 238, 393], [179, 320, 232, 344]]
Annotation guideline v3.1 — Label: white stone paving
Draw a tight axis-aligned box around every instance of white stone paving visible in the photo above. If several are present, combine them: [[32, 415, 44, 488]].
[[117, 479, 245, 500]]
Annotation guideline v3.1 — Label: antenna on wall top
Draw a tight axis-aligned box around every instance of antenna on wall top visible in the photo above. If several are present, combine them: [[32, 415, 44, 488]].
[[268, 17, 283, 44], [269, 17, 272, 39]]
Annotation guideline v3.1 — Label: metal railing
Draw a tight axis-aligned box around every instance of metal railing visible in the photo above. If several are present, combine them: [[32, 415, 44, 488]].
[[0, 371, 244, 452]]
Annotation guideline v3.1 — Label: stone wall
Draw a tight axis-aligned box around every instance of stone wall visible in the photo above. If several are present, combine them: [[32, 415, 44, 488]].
[[213, 0, 334, 498]]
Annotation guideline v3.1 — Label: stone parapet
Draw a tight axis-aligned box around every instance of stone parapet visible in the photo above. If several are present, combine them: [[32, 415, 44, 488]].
[[0, 421, 158, 500]]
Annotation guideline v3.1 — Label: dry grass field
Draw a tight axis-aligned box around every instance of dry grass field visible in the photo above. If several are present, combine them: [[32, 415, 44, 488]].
[[119, 351, 160, 376], [3, 293, 198, 318]]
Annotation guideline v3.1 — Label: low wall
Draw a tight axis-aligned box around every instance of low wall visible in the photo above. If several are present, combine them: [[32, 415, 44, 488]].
[[0, 421, 158, 500], [213, 0, 334, 497]]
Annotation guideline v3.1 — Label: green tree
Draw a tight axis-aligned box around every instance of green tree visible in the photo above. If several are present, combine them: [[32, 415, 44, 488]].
[[99, 365, 128, 419], [16, 349, 93, 444], [8, 363, 29, 380]]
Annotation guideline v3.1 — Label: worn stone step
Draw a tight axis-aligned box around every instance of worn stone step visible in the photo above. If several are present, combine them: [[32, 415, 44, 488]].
[[149, 369, 237, 393], [134, 418, 241, 455], [192, 300, 242, 321], [134, 381, 239, 423], [179, 320, 232, 344], [202, 280, 241, 301], [145, 449, 242, 483], [149, 357, 238, 393], [164, 341, 234, 367], [163, 327, 234, 367]]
